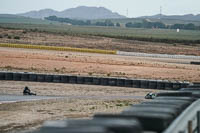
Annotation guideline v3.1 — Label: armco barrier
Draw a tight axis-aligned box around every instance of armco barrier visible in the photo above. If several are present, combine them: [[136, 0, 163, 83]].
[[117, 51, 200, 60], [0, 71, 191, 90], [0, 43, 117, 55]]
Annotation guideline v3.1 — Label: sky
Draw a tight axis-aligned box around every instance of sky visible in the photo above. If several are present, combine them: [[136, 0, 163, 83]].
[[0, 0, 200, 17]]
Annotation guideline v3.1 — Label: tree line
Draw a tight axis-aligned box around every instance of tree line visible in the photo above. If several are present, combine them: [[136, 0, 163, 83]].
[[125, 20, 200, 30], [45, 16, 120, 27], [45, 16, 200, 30]]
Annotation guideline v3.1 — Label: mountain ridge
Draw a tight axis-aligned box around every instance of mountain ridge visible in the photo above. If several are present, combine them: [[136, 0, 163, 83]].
[[139, 14, 200, 21], [17, 6, 126, 20]]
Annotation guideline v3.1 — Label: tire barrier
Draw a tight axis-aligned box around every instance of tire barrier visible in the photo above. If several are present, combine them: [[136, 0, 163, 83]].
[[28, 85, 200, 133], [0, 43, 117, 55], [191, 61, 200, 65], [0, 72, 5, 80], [29, 74, 37, 81], [0, 71, 191, 90], [13, 72, 22, 81], [5, 72, 13, 80], [77, 76, 84, 84], [21, 73, 30, 81], [45, 75, 53, 82], [60, 75, 69, 83], [37, 74, 45, 82], [68, 76, 77, 84], [53, 75, 61, 83]]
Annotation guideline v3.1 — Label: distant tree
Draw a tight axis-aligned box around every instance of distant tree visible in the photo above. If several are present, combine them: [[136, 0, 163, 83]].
[[105, 20, 114, 26], [184, 23, 195, 30], [170, 24, 185, 29], [132, 23, 142, 28], [116, 23, 121, 27], [86, 20, 91, 25], [153, 22, 166, 29], [95, 21, 106, 26], [125, 22, 133, 28]]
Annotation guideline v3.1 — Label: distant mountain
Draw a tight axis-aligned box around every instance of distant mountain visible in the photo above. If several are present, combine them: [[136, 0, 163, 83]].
[[139, 14, 200, 21], [18, 6, 126, 20]]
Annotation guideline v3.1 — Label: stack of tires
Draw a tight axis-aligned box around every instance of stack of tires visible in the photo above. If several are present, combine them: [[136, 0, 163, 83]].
[[0, 71, 190, 90]]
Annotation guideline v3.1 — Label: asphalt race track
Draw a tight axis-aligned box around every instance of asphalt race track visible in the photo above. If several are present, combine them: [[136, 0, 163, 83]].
[[0, 95, 143, 104]]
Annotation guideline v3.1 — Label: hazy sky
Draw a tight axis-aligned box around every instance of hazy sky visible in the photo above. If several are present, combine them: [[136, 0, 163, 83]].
[[0, 0, 200, 17]]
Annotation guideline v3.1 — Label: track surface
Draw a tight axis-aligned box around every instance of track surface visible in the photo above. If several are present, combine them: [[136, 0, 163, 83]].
[[0, 95, 143, 104], [0, 95, 63, 103]]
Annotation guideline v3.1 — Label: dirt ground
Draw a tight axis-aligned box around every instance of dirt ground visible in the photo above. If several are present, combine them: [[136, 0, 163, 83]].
[[0, 47, 199, 82], [0, 81, 163, 133], [0, 28, 200, 56], [0, 28, 199, 133]]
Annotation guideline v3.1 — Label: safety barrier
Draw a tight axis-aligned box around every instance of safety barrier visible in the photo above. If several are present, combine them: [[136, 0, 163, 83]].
[[117, 51, 200, 60], [28, 85, 200, 133], [0, 43, 117, 55], [0, 71, 191, 90]]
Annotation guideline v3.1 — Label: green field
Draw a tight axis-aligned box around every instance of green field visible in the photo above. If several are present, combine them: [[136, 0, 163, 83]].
[[0, 22, 200, 44], [0, 14, 58, 24], [92, 18, 200, 27]]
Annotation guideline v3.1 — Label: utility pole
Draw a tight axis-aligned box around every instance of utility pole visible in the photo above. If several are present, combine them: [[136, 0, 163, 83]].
[[126, 8, 129, 17], [159, 6, 162, 19]]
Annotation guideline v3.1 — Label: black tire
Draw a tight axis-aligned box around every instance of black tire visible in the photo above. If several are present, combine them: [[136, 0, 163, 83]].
[[39, 125, 111, 133], [45, 75, 53, 82], [148, 80, 157, 89], [60, 75, 69, 83], [155, 96, 195, 102], [100, 78, 109, 86], [108, 78, 117, 86], [65, 119, 142, 133], [164, 81, 173, 90], [5, 72, 13, 80], [13, 72, 22, 81], [131, 104, 182, 113], [21, 73, 30, 81], [29, 74, 37, 81], [94, 113, 173, 132], [157, 80, 165, 89], [116, 78, 125, 87], [122, 106, 179, 118], [132, 79, 141, 88], [53, 75, 61, 83], [157, 92, 193, 97], [69, 76, 77, 84], [84, 77, 93, 85], [172, 82, 181, 90], [37, 74, 45, 82], [0, 72, 5, 80], [93, 77, 101, 85], [140, 80, 149, 89], [77, 76, 84, 84], [141, 99, 191, 110], [125, 79, 133, 87]]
